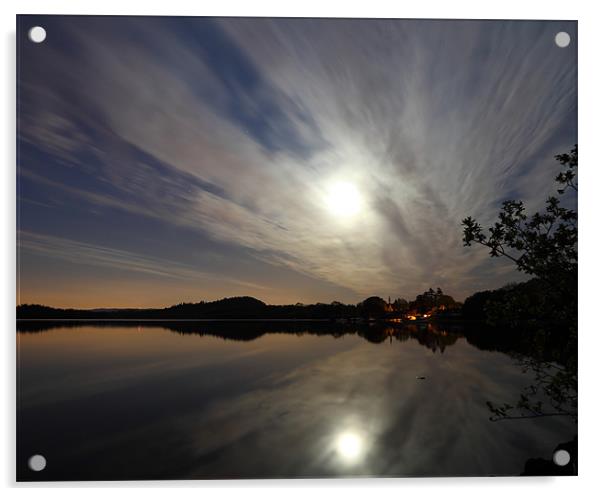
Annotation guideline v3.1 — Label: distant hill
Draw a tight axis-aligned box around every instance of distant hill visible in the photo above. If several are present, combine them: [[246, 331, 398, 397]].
[[16, 296, 361, 320]]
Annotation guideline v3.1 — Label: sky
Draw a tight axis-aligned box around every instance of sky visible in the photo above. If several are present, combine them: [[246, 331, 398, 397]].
[[16, 16, 577, 308]]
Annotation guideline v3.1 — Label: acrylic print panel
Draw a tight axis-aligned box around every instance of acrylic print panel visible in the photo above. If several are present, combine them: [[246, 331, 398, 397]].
[[16, 16, 577, 480]]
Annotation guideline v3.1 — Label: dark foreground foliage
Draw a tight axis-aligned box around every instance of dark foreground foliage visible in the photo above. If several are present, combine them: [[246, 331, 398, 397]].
[[462, 146, 577, 423]]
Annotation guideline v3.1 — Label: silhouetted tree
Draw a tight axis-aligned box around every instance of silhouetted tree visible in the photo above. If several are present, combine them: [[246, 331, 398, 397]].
[[461, 146, 577, 422], [409, 288, 457, 314], [462, 145, 577, 300], [392, 297, 409, 312], [358, 296, 389, 318]]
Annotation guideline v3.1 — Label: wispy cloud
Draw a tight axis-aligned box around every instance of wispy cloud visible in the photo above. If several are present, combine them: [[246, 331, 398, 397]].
[[18, 231, 270, 292], [17, 17, 577, 302]]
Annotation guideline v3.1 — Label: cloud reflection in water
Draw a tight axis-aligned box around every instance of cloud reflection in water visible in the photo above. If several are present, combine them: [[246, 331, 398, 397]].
[[17, 324, 576, 479]]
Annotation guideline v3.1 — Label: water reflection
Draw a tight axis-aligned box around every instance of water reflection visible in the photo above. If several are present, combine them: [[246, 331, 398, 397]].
[[17, 320, 462, 353], [335, 431, 365, 463], [17, 322, 576, 480]]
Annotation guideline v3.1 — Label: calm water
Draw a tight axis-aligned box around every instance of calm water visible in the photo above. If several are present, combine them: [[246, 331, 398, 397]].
[[17, 322, 576, 480]]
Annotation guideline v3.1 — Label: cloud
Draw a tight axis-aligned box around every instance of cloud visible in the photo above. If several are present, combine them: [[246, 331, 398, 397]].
[[18, 231, 270, 292], [17, 17, 577, 301]]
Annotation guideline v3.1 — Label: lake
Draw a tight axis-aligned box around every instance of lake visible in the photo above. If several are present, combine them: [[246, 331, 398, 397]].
[[16, 321, 576, 480]]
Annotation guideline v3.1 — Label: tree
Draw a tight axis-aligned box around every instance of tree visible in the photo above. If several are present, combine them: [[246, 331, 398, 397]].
[[461, 145, 577, 422], [392, 298, 409, 312], [462, 145, 577, 298], [462, 146, 577, 325], [359, 296, 389, 318], [409, 288, 456, 314]]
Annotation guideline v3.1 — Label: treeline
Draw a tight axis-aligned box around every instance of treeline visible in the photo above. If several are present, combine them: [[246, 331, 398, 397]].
[[16, 296, 360, 320], [16, 289, 461, 321], [18, 281, 566, 325], [461, 277, 574, 328], [22, 281, 570, 325]]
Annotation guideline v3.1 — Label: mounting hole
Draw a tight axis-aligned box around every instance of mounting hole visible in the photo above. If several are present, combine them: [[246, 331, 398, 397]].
[[28, 454, 46, 472], [553, 449, 571, 466], [555, 31, 570, 48], [28, 26, 46, 43]]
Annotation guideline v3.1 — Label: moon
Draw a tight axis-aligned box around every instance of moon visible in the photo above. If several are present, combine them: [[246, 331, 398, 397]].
[[325, 181, 363, 218], [336, 431, 363, 462]]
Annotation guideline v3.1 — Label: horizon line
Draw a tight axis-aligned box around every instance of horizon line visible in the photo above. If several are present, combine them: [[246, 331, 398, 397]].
[[16, 291, 465, 311]]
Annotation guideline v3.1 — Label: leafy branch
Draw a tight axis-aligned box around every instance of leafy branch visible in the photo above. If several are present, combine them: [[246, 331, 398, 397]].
[[462, 145, 578, 423]]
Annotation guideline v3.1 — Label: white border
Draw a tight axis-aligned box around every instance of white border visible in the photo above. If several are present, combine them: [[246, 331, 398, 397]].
[[2, 1, 602, 494]]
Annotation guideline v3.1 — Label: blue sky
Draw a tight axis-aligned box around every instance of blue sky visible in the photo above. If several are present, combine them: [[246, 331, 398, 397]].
[[17, 16, 577, 307]]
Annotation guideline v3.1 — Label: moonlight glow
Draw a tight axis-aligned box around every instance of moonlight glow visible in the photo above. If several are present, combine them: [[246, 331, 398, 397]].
[[325, 181, 363, 218], [336, 432, 363, 462], [16, 16, 578, 309]]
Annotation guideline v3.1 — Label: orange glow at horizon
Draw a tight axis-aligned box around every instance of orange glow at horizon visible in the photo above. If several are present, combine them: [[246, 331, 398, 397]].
[[17, 280, 361, 309]]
